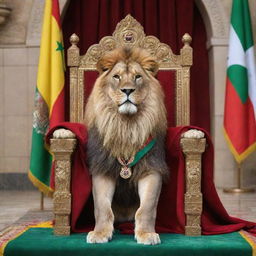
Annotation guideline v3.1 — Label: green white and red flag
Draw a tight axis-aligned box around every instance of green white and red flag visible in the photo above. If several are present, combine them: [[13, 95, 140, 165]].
[[224, 0, 256, 163], [28, 0, 65, 195]]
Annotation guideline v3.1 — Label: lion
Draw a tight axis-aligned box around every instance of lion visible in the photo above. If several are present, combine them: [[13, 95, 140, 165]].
[[52, 47, 205, 245], [84, 47, 168, 245]]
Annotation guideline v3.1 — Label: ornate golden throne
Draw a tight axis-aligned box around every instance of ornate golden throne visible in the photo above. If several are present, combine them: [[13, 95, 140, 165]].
[[50, 15, 206, 237]]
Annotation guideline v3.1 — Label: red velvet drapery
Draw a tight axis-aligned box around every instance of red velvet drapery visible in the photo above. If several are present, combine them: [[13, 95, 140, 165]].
[[62, 0, 210, 132]]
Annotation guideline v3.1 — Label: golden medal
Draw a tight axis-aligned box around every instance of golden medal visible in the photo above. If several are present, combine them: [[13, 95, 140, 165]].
[[117, 157, 134, 179]]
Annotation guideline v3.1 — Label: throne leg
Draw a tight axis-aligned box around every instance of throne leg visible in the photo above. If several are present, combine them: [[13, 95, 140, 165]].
[[50, 138, 76, 235], [181, 137, 206, 236]]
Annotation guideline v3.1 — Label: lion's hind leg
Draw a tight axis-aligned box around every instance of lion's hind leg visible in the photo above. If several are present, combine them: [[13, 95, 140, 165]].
[[86, 175, 115, 243], [135, 173, 162, 245]]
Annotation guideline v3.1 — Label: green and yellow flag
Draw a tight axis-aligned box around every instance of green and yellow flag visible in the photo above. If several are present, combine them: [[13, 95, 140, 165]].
[[224, 0, 256, 163], [29, 0, 65, 196]]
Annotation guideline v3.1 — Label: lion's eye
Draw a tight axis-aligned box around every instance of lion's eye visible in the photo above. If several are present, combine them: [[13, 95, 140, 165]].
[[135, 74, 142, 80], [113, 74, 120, 80]]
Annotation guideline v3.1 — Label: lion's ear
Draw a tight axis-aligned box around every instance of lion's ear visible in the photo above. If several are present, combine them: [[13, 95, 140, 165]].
[[141, 58, 159, 76], [97, 57, 113, 74], [97, 50, 121, 74]]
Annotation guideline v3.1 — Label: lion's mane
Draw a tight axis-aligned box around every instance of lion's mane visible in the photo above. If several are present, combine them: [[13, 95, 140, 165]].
[[84, 48, 167, 159]]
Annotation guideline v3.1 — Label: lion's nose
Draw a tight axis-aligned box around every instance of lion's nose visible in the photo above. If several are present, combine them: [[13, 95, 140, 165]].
[[121, 89, 135, 96]]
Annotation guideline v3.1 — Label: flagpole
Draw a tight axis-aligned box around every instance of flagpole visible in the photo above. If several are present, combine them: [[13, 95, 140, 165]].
[[40, 192, 44, 210], [223, 163, 255, 193]]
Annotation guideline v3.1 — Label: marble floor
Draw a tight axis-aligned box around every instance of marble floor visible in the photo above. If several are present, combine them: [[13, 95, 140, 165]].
[[218, 189, 256, 222], [0, 191, 52, 232], [0, 190, 255, 232]]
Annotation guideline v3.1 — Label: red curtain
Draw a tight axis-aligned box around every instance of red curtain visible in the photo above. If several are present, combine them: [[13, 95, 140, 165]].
[[62, 0, 210, 132]]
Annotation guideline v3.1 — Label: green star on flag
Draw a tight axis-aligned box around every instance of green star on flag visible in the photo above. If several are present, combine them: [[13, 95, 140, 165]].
[[56, 41, 65, 70], [56, 41, 64, 51]]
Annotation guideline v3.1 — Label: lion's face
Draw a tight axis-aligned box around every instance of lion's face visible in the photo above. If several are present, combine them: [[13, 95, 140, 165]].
[[105, 61, 150, 115], [94, 48, 160, 117]]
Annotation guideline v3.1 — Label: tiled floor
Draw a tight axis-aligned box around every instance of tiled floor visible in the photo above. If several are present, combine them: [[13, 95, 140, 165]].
[[218, 190, 256, 222], [0, 190, 255, 232], [0, 191, 52, 231]]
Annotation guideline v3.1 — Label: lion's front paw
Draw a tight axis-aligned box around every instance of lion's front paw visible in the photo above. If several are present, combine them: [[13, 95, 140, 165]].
[[182, 129, 205, 139], [135, 231, 161, 245], [53, 128, 75, 139], [86, 230, 113, 244]]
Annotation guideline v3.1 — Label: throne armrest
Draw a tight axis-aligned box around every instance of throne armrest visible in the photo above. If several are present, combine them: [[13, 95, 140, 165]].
[[50, 129, 77, 235], [180, 129, 206, 236]]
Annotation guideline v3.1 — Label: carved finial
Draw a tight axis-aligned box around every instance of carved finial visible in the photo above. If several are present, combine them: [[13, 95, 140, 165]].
[[68, 33, 80, 67], [182, 33, 192, 46], [70, 33, 79, 46], [125, 14, 133, 20]]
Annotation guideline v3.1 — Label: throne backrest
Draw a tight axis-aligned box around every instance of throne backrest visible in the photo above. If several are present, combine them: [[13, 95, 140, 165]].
[[67, 14, 192, 126]]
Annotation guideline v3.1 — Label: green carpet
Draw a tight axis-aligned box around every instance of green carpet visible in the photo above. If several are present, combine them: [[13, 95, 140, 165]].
[[4, 228, 253, 256]]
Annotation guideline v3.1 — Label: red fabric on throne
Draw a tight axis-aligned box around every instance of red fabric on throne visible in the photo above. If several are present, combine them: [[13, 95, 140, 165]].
[[47, 124, 256, 235]]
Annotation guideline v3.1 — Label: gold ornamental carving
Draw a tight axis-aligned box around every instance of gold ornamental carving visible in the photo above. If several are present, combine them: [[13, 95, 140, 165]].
[[50, 138, 77, 153], [50, 138, 76, 236], [53, 192, 71, 214], [186, 215, 201, 228], [78, 14, 192, 69], [70, 67, 78, 122], [181, 137, 206, 236], [55, 161, 71, 192], [67, 34, 80, 67], [181, 138, 206, 153], [54, 216, 71, 236]]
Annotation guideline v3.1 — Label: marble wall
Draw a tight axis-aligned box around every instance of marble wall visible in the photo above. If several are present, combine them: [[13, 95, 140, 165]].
[[0, 0, 65, 183], [0, 0, 255, 189], [0, 45, 39, 174]]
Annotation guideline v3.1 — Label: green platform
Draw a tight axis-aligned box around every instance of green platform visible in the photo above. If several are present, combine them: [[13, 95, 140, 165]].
[[4, 228, 253, 256]]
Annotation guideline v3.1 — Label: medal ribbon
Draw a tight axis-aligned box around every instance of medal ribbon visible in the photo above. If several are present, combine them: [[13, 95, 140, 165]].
[[128, 138, 156, 167], [117, 138, 156, 170]]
